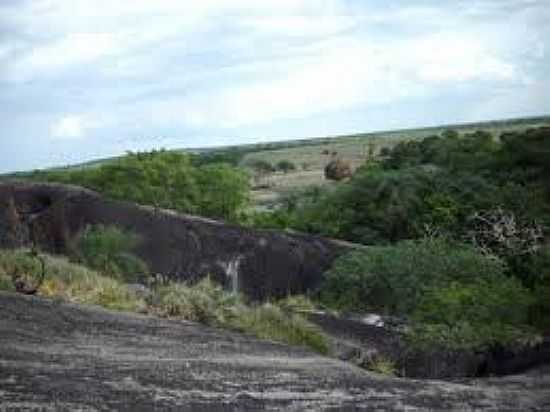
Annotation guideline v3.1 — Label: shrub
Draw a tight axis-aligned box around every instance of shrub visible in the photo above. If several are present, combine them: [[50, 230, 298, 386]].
[[529, 249, 550, 330], [0, 249, 144, 312], [34, 150, 252, 223], [321, 238, 506, 315], [364, 355, 397, 376], [410, 277, 536, 350], [196, 163, 250, 222], [0, 271, 14, 291], [152, 277, 239, 324], [0, 248, 45, 293], [76, 225, 148, 282], [276, 160, 296, 173]]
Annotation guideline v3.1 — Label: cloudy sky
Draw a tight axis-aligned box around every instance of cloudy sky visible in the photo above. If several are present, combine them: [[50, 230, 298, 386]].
[[1, 0, 549, 173]]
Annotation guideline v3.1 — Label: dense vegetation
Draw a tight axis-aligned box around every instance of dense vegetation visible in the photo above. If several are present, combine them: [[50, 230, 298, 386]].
[[28, 150, 250, 223], [254, 127, 550, 348], [6, 124, 550, 353]]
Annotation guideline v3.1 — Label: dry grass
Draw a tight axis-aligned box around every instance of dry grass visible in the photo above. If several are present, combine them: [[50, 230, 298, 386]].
[[0, 249, 145, 312], [152, 278, 330, 354], [243, 118, 550, 209], [0, 250, 329, 354]]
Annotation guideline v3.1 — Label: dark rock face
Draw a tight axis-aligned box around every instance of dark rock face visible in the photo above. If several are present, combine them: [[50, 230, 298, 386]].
[[308, 311, 550, 379], [0, 182, 351, 300], [1, 291, 549, 411]]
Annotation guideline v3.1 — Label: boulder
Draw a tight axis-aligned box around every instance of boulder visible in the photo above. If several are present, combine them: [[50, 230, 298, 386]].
[[324, 158, 352, 181], [0, 181, 352, 300]]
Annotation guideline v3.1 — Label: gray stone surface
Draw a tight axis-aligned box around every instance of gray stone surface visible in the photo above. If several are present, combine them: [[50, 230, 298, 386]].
[[1, 292, 549, 411]]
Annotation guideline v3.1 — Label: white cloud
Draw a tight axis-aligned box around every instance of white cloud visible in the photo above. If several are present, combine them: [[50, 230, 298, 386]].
[[1, 0, 548, 172], [51, 115, 86, 139], [173, 30, 519, 128]]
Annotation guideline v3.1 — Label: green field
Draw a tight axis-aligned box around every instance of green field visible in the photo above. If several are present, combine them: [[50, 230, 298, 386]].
[[237, 116, 550, 209], [4, 115, 550, 210]]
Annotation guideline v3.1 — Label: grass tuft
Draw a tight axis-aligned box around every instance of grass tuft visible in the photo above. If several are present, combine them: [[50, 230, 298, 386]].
[[1, 249, 329, 354], [0, 249, 144, 312]]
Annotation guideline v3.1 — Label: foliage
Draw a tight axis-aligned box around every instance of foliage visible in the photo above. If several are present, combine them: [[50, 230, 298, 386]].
[[266, 127, 549, 252], [231, 303, 329, 354], [465, 207, 543, 258], [195, 163, 250, 222], [76, 225, 148, 282], [32, 150, 251, 223], [275, 160, 296, 173], [321, 239, 539, 349], [247, 159, 274, 175], [276, 294, 317, 313], [0, 249, 328, 354], [0, 249, 144, 312], [321, 239, 507, 315], [364, 355, 397, 376], [410, 277, 536, 350], [528, 248, 550, 329], [152, 277, 240, 324], [0, 247, 46, 293], [151, 278, 329, 354]]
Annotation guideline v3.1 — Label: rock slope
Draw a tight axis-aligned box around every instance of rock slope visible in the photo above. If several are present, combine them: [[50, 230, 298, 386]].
[[0, 182, 353, 300], [1, 292, 549, 411]]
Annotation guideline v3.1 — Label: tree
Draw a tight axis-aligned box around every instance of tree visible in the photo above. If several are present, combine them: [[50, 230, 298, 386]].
[[321, 238, 507, 315], [77, 225, 148, 282], [196, 163, 250, 222], [247, 159, 274, 185], [275, 160, 296, 173], [441, 129, 459, 139], [36, 150, 252, 224]]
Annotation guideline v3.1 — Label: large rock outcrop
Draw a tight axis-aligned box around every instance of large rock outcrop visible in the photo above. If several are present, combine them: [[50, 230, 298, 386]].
[[1, 291, 549, 411], [0, 181, 352, 300]]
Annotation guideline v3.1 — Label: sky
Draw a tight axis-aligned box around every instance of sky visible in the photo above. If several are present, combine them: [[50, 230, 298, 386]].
[[1, 0, 549, 173]]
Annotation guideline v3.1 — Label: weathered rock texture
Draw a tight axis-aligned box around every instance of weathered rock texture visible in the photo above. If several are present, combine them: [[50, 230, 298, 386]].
[[0, 181, 351, 300], [307, 311, 550, 379], [1, 291, 549, 411]]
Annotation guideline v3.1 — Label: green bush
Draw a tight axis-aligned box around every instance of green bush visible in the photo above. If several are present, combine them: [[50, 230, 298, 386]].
[[33, 150, 251, 223], [77, 225, 148, 282], [196, 163, 250, 222], [410, 277, 536, 349], [529, 249, 550, 330], [275, 160, 296, 173], [321, 239, 506, 315]]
